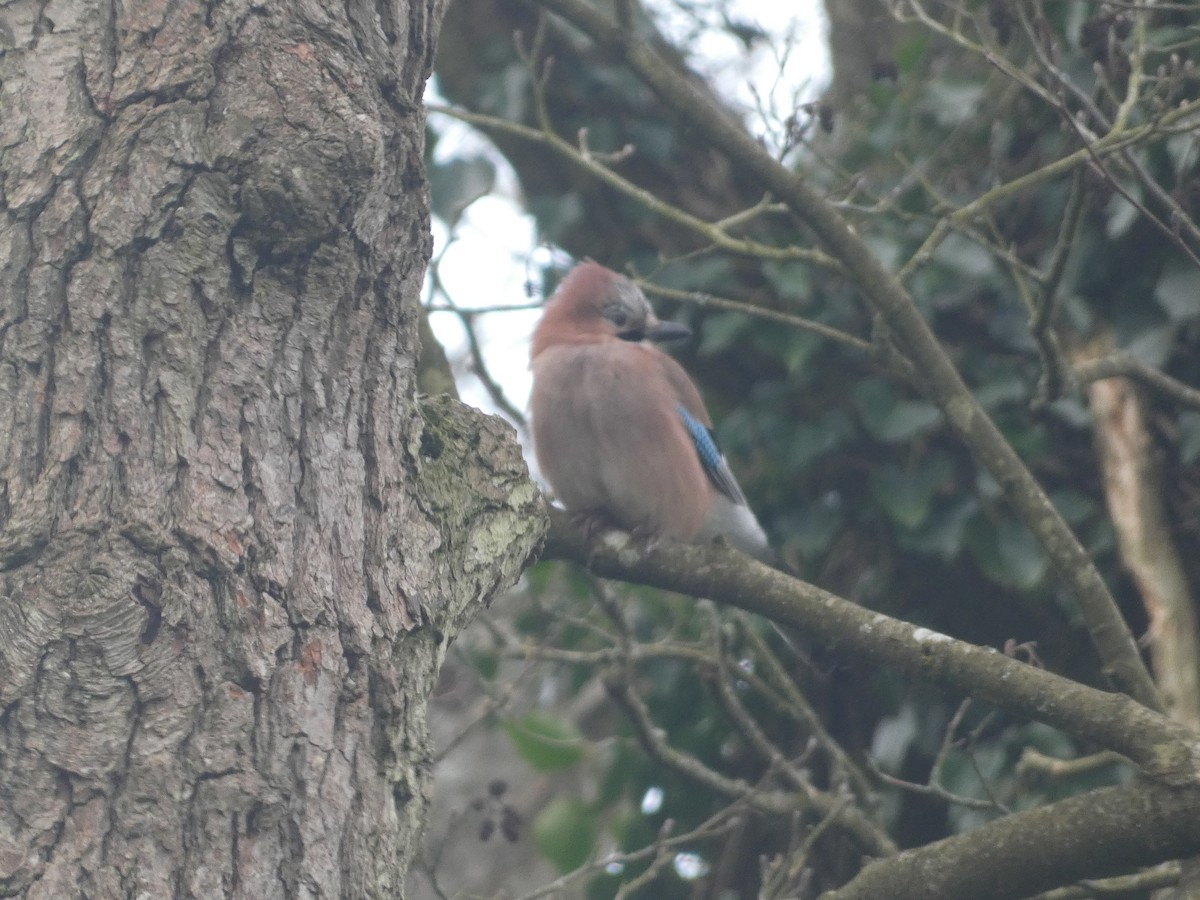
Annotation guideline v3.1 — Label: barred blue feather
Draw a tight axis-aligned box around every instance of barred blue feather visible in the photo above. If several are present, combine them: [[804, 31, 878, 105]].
[[676, 404, 748, 506]]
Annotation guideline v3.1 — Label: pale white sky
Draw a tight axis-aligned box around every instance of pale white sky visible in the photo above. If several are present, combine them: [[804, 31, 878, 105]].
[[427, 1, 830, 430]]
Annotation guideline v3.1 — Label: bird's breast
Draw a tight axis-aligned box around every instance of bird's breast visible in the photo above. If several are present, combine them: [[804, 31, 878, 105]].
[[530, 344, 713, 539]]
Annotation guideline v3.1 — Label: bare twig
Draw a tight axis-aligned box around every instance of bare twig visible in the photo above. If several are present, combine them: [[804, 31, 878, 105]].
[[1075, 351, 1200, 412], [1014, 2, 1200, 264], [1023, 862, 1182, 899], [427, 104, 837, 269], [602, 659, 898, 856], [427, 254, 528, 425], [1017, 748, 1129, 779], [706, 605, 821, 796], [761, 799, 850, 898], [899, 82, 1200, 284], [737, 615, 876, 804], [637, 281, 874, 355], [869, 699, 1008, 813], [510, 803, 744, 900]]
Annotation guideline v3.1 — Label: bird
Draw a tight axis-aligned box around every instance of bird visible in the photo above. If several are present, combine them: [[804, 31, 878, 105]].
[[529, 261, 773, 563]]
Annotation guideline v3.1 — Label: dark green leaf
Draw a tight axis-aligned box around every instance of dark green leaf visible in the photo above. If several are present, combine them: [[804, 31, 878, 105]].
[[895, 31, 931, 75], [1125, 324, 1175, 369], [533, 797, 598, 873], [1049, 489, 1097, 525], [788, 409, 853, 467], [975, 374, 1028, 410], [855, 379, 942, 443], [503, 711, 587, 771], [1104, 189, 1141, 239], [1154, 265, 1200, 321], [933, 232, 996, 279], [762, 260, 811, 302], [698, 312, 749, 354], [785, 494, 845, 557], [967, 517, 1048, 590], [871, 454, 953, 530], [904, 496, 977, 558], [468, 647, 500, 680], [782, 330, 822, 374]]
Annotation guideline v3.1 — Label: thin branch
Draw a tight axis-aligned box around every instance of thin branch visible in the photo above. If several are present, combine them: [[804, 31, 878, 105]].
[[869, 699, 1008, 813], [506, 639, 715, 669], [761, 800, 849, 898], [434, 641, 541, 762], [899, 0, 1078, 113], [542, 509, 1196, 776], [898, 96, 1200, 283], [636, 281, 873, 355], [426, 103, 838, 269], [1015, 2, 1200, 263], [1023, 863, 1182, 900], [1074, 351, 1200, 411], [1017, 748, 1128, 779], [870, 765, 997, 812], [1027, 168, 1086, 405], [510, 803, 743, 900], [424, 301, 543, 314], [1036, 168, 1085, 329], [602, 661, 897, 857], [706, 607, 826, 797], [427, 256, 527, 425], [737, 615, 876, 805], [712, 193, 790, 230], [1058, 104, 1200, 272]]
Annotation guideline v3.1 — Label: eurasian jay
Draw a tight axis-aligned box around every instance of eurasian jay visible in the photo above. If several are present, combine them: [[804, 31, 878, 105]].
[[530, 261, 773, 562]]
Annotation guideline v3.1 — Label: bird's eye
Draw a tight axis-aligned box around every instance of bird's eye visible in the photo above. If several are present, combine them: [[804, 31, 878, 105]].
[[609, 310, 629, 327]]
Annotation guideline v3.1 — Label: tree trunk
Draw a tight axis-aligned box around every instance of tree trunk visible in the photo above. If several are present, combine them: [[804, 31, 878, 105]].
[[0, 1, 543, 896], [822, 0, 899, 110]]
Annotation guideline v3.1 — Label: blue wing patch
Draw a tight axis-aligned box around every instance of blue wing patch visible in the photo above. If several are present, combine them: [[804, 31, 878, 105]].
[[676, 404, 748, 506]]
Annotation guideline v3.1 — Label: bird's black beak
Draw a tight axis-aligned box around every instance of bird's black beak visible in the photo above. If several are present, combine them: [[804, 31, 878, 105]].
[[638, 320, 692, 343]]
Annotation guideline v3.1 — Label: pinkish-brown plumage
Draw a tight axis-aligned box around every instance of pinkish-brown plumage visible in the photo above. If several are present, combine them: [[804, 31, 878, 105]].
[[530, 262, 770, 557]]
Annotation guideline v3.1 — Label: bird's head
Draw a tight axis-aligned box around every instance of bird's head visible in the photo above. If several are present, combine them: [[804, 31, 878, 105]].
[[532, 261, 691, 358]]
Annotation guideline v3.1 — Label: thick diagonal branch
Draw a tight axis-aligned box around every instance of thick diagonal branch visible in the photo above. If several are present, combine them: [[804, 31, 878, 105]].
[[542, 509, 1195, 776]]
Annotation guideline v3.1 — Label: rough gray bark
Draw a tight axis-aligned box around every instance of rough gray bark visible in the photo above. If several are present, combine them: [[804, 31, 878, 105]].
[[822, 0, 899, 110], [0, 1, 544, 896]]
